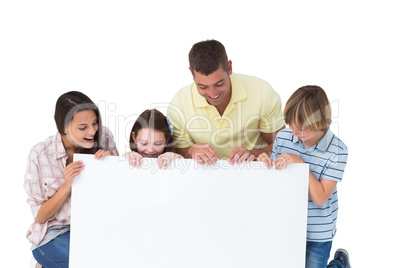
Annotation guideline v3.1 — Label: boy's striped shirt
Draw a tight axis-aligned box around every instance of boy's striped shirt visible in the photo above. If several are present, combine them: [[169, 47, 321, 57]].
[[271, 128, 348, 242]]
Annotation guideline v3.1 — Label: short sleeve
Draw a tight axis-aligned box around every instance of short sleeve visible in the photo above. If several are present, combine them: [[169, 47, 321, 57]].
[[322, 143, 348, 182], [167, 94, 195, 149], [258, 83, 285, 133]]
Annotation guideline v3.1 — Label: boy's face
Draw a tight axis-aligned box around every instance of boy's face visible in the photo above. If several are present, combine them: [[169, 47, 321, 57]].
[[289, 123, 325, 148]]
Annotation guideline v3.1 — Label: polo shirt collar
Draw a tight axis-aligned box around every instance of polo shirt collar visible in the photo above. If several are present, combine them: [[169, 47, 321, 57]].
[[192, 74, 247, 108], [292, 128, 335, 152], [316, 129, 335, 151]]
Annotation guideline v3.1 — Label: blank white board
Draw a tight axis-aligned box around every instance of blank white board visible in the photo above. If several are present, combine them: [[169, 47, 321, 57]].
[[70, 154, 309, 268]]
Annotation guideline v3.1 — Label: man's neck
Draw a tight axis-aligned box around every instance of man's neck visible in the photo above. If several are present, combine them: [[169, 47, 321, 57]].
[[214, 82, 232, 116]]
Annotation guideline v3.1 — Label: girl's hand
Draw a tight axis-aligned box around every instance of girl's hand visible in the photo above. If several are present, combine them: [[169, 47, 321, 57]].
[[124, 151, 143, 167], [63, 160, 85, 188], [257, 153, 274, 169], [95, 149, 118, 160], [157, 152, 184, 169], [273, 153, 304, 170]]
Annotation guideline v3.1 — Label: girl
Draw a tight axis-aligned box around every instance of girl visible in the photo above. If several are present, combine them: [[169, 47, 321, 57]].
[[24, 91, 118, 268], [125, 109, 183, 169]]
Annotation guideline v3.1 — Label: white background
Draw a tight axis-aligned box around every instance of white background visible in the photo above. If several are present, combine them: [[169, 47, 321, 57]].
[[0, 0, 401, 267]]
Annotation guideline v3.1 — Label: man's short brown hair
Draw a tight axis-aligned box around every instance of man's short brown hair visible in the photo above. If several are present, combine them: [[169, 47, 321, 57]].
[[284, 85, 332, 131], [189, 39, 228, 76]]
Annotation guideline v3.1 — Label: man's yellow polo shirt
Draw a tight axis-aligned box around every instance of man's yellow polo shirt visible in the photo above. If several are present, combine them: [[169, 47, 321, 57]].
[[167, 73, 285, 159]]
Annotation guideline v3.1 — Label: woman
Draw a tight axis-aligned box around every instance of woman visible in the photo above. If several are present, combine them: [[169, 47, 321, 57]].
[[24, 91, 118, 268]]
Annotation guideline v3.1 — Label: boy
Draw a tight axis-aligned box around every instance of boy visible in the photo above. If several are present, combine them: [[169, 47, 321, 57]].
[[257, 85, 350, 268]]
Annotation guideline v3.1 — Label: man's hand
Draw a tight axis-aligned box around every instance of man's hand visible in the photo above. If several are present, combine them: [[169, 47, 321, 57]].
[[188, 143, 218, 165], [228, 146, 256, 164], [257, 152, 274, 169]]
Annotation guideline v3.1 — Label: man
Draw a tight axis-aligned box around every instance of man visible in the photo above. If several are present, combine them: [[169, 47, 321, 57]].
[[167, 39, 285, 165]]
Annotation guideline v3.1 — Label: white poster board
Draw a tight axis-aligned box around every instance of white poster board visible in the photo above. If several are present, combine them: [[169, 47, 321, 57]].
[[70, 154, 309, 268]]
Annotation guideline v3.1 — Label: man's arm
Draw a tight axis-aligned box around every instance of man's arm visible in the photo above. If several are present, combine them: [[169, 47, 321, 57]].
[[228, 125, 285, 164], [250, 126, 285, 156]]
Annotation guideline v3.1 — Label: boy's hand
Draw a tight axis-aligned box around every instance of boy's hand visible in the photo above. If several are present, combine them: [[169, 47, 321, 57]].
[[274, 153, 304, 170], [257, 152, 274, 169]]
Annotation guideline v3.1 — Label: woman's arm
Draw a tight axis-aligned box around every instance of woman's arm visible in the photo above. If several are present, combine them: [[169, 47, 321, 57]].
[[35, 161, 84, 223]]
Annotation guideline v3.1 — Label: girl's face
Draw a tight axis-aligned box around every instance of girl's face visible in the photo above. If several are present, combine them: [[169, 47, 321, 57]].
[[64, 109, 99, 149], [289, 122, 325, 148], [133, 128, 167, 158]]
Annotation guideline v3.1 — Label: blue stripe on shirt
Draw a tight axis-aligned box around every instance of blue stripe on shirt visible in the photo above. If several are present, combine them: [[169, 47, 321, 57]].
[[271, 128, 348, 242]]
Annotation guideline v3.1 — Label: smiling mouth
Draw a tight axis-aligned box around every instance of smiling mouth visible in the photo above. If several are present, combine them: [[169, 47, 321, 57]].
[[83, 137, 94, 143], [209, 93, 221, 100]]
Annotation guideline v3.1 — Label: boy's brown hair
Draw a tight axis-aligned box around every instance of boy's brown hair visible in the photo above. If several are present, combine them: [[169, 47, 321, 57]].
[[284, 85, 332, 131], [188, 39, 228, 76]]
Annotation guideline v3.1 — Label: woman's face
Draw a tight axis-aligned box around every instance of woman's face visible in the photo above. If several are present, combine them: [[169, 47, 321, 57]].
[[65, 109, 99, 149], [133, 128, 167, 158]]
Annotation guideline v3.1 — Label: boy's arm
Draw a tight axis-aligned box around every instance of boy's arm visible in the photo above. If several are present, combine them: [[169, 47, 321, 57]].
[[307, 172, 337, 206], [274, 152, 338, 206]]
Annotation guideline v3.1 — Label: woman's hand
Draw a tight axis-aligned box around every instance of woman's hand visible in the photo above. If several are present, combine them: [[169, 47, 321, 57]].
[[124, 151, 143, 167], [157, 152, 184, 169], [95, 149, 118, 160], [63, 160, 85, 188]]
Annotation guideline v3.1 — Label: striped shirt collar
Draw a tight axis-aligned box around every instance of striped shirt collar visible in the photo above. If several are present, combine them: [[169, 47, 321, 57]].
[[291, 129, 335, 152]]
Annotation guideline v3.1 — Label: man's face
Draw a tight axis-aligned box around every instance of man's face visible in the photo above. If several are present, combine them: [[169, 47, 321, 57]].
[[192, 61, 232, 107]]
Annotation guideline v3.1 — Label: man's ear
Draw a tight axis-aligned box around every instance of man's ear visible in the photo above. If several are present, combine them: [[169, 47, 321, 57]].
[[189, 67, 195, 80], [227, 60, 233, 75]]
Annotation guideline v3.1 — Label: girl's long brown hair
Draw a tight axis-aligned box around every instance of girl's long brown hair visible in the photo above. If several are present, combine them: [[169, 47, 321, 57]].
[[129, 109, 174, 153]]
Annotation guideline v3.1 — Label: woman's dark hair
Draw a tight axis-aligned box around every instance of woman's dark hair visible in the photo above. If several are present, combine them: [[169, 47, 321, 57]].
[[129, 109, 174, 153], [54, 91, 102, 154]]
